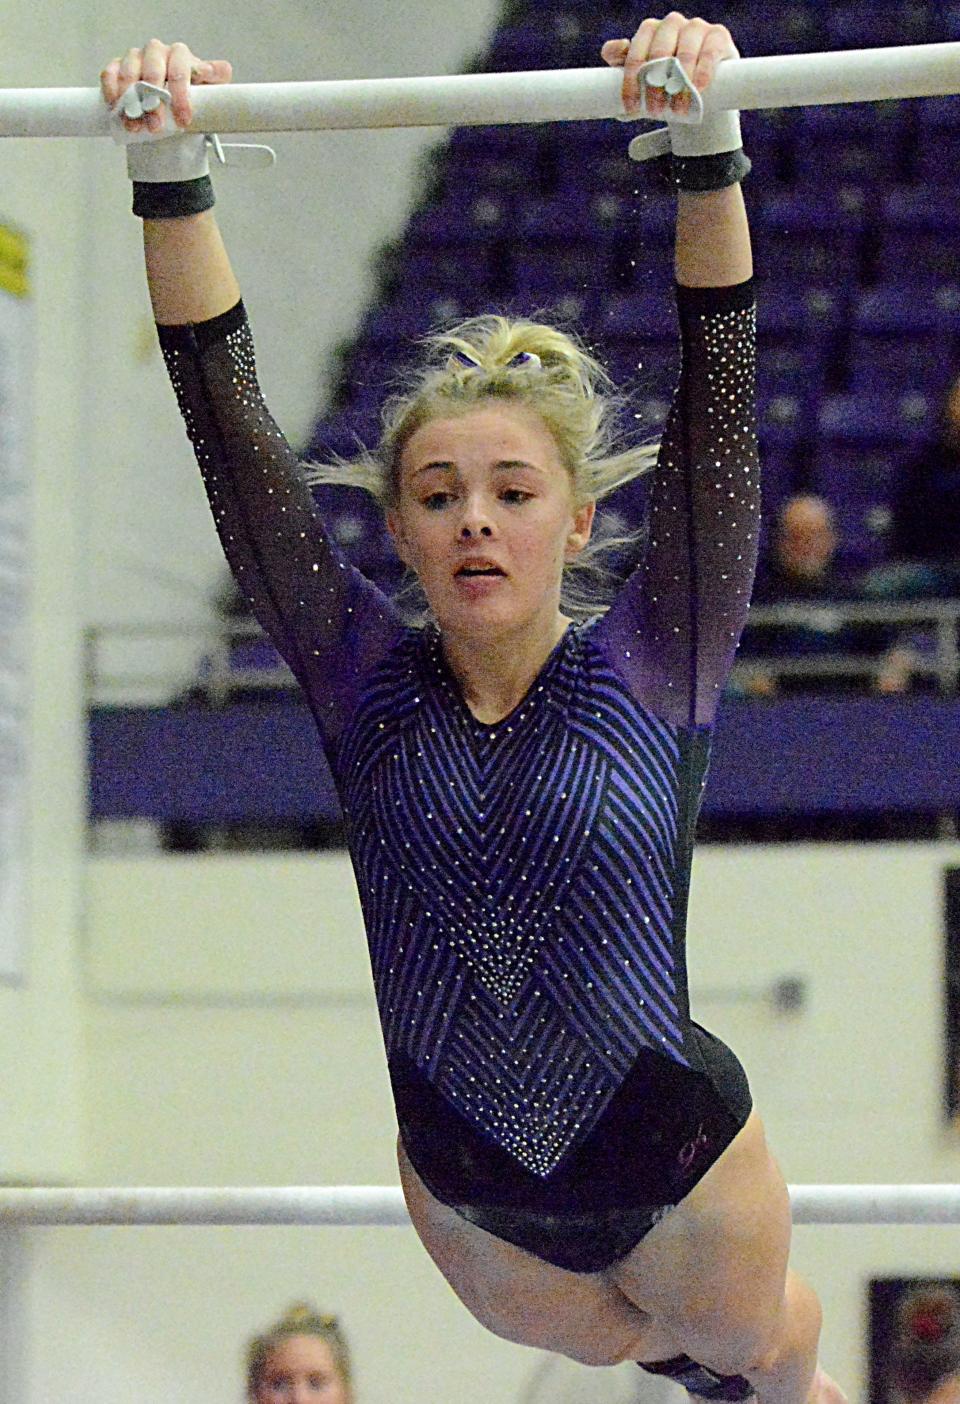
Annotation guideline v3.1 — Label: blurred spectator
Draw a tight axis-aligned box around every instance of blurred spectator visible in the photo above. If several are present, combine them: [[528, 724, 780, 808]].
[[887, 1285, 960, 1404], [753, 495, 848, 602], [737, 495, 892, 694], [883, 374, 960, 600], [246, 1302, 354, 1403]]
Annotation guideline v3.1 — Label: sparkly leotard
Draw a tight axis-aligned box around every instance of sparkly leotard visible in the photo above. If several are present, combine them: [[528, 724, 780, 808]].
[[158, 277, 760, 1273]]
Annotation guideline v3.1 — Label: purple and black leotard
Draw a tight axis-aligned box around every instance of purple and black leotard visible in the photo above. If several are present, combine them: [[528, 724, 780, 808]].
[[157, 276, 760, 1273]]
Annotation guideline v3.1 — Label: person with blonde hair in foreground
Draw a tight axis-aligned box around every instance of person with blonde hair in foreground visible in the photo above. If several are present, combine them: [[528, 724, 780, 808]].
[[101, 14, 848, 1404]]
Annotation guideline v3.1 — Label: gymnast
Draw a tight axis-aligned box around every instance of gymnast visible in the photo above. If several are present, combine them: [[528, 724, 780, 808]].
[[100, 14, 847, 1403]]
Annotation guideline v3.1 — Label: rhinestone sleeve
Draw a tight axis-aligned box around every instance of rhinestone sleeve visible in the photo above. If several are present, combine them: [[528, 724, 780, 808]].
[[156, 300, 402, 745], [595, 279, 760, 728]]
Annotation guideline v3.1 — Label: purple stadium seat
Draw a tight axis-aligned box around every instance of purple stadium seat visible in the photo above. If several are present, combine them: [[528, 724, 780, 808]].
[[756, 288, 844, 396], [445, 125, 545, 195], [876, 188, 960, 285], [397, 247, 491, 297], [759, 390, 810, 445], [810, 449, 900, 566], [911, 98, 960, 182], [757, 391, 806, 522], [912, 133, 960, 185], [510, 236, 615, 299], [915, 95, 960, 134], [400, 199, 503, 296], [792, 105, 910, 187], [336, 342, 410, 402], [605, 202, 680, 291], [755, 445, 799, 526], [483, 24, 563, 71], [407, 198, 511, 247], [817, 391, 935, 444], [600, 288, 675, 339], [812, 391, 933, 562], [447, 125, 542, 162], [519, 190, 623, 242], [600, 333, 678, 395], [308, 411, 382, 462], [737, 6, 822, 56], [755, 192, 866, 286], [361, 295, 468, 348], [595, 286, 679, 393], [824, 4, 939, 47], [846, 287, 959, 394]]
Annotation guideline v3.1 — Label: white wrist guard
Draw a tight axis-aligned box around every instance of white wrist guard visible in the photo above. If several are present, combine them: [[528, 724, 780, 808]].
[[111, 83, 211, 183], [623, 56, 743, 167], [110, 82, 276, 179]]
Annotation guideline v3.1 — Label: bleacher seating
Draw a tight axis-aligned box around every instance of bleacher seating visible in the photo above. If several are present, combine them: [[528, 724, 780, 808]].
[[306, 0, 960, 582]]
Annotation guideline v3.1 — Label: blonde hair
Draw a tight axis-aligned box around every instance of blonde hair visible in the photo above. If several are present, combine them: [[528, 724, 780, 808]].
[[246, 1302, 352, 1400], [304, 314, 660, 619]]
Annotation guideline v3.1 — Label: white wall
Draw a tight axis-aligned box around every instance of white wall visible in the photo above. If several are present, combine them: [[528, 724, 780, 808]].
[[18, 841, 960, 1404], [0, 0, 88, 1190]]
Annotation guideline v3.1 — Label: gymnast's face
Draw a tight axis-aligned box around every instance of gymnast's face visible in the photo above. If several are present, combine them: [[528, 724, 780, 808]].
[[254, 1335, 349, 1403], [389, 403, 594, 639]]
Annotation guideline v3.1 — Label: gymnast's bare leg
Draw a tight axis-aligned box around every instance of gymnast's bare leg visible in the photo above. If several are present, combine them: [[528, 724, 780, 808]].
[[399, 1115, 845, 1404]]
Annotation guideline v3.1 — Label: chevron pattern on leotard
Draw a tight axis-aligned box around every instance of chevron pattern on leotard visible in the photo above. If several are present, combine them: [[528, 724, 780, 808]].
[[336, 622, 692, 1177]]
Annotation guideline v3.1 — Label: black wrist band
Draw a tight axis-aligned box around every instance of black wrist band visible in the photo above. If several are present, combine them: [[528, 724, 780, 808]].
[[669, 148, 752, 193], [132, 175, 216, 220]]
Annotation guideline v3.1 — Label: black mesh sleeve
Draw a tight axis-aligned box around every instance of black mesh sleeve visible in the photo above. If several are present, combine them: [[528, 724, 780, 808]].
[[595, 279, 760, 727], [156, 300, 402, 748]]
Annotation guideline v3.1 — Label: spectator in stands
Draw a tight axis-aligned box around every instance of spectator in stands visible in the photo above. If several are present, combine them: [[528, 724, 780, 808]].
[[246, 1302, 353, 1403], [886, 1285, 960, 1404], [887, 374, 960, 599], [736, 495, 891, 694], [752, 495, 848, 605]]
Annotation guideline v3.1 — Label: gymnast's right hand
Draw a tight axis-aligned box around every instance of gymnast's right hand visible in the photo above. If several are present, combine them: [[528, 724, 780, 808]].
[[100, 40, 233, 133]]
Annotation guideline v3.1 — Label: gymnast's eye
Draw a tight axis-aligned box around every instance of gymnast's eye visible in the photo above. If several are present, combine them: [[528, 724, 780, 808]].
[[501, 488, 533, 505], [422, 491, 453, 510]]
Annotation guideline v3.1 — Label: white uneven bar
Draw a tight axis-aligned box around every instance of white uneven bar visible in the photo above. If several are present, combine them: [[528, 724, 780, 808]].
[[0, 43, 958, 138], [1, 1184, 960, 1227]]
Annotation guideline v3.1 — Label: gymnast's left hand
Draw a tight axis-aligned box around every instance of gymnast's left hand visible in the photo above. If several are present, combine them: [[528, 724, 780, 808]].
[[601, 12, 739, 117]]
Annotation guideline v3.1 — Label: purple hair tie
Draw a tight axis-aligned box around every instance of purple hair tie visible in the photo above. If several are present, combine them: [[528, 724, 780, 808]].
[[449, 348, 542, 372]]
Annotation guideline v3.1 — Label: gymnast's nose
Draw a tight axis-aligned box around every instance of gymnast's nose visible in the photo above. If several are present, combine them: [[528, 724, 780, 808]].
[[459, 494, 495, 538]]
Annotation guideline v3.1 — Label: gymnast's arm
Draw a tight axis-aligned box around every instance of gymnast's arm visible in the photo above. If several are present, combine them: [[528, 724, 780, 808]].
[[594, 183, 760, 728], [140, 209, 403, 747]]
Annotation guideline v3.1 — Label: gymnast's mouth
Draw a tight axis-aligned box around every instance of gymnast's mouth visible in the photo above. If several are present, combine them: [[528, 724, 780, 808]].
[[454, 560, 507, 578]]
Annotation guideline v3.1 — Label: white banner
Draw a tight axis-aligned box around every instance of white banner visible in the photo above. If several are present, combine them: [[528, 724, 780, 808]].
[[0, 224, 30, 983]]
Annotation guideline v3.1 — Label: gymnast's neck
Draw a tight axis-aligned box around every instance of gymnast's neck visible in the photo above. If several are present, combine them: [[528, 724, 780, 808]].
[[439, 611, 573, 725]]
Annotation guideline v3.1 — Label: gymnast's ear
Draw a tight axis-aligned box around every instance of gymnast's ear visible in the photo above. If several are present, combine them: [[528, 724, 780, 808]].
[[564, 499, 596, 560]]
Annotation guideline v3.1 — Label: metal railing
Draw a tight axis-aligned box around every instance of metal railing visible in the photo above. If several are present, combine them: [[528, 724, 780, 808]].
[[731, 598, 960, 693], [83, 599, 960, 707]]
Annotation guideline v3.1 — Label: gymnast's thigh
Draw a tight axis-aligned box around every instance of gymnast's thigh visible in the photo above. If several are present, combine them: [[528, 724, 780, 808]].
[[396, 1137, 660, 1367], [606, 1108, 793, 1374]]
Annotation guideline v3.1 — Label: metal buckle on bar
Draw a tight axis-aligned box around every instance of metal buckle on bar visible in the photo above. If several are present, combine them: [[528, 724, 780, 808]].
[[111, 81, 277, 169], [615, 57, 705, 125]]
